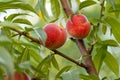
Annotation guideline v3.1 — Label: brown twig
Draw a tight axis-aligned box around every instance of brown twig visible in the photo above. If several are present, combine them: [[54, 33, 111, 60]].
[[53, 50, 86, 68], [75, 39, 97, 75], [8, 27, 43, 44], [7, 27, 86, 68], [97, 0, 105, 27], [60, 0, 72, 16], [60, 0, 98, 76]]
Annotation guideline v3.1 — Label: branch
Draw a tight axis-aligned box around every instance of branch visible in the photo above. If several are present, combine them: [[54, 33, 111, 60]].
[[7, 27, 86, 68], [8, 27, 43, 45], [60, 0, 98, 76], [60, 0, 72, 17], [97, 0, 105, 26], [100, 0, 105, 20], [53, 50, 86, 68]]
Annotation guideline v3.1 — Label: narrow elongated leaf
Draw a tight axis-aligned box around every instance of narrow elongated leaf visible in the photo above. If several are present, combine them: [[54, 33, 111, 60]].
[[18, 47, 30, 63], [51, 55, 59, 70], [37, 54, 53, 72], [106, 0, 115, 9], [62, 69, 80, 80], [79, 1, 96, 10], [0, 21, 22, 29], [34, 28, 47, 45], [97, 40, 118, 46], [68, 0, 72, 7], [0, 1, 37, 14], [104, 51, 119, 76], [105, 16, 120, 43], [18, 61, 31, 69], [29, 49, 42, 62], [0, 47, 14, 76], [50, 0, 60, 18], [102, 24, 107, 34], [93, 46, 107, 72], [13, 18, 32, 26], [6, 13, 29, 21], [80, 74, 99, 80], [55, 66, 72, 79], [37, 0, 50, 21]]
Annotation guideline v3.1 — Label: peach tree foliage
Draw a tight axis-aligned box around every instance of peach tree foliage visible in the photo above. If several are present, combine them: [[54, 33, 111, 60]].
[[0, 0, 120, 80]]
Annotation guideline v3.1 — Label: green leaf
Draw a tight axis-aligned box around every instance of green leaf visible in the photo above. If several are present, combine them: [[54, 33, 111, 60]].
[[29, 49, 42, 62], [106, 0, 115, 9], [34, 28, 47, 45], [18, 61, 31, 70], [80, 74, 99, 80], [0, 1, 37, 14], [18, 47, 30, 63], [97, 40, 118, 47], [36, 0, 50, 21], [51, 55, 59, 70], [37, 54, 53, 72], [12, 18, 32, 26], [0, 47, 14, 76], [93, 46, 107, 73], [6, 13, 29, 21], [0, 35, 12, 46], [55, 66, 72, 80], [79, 1, 96, 10], [104, 51, 119, 76], [50, 0, 60, 18], [105, 16, 120, 43], [61, 69, 80, 80], [0, 21, 22, 29], [115, 78, 120, 80], [68, 0, 72, 7], [102, 24, 107, 35]]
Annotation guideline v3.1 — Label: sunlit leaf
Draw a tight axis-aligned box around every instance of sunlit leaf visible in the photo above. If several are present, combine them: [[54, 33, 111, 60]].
[[0, 35, 12, 46], [0, 21, 22, 29], [93, 46, 107, 73], [35, 0, 50, 21], [18, 47, 30, 63], [62, 69, 80, 80], [37, 54, 53, 72], [34, 28, 47, 45], [104, 51, 119, 76], [55, 66, 72, 79], [105, 16, 120, 43], [106, 0, 115, 9], [97, 40, 118, 47], [79, 1, 96, 10], [29, 49, 42, 62], [0, 1, 37, 14], [6, 13, 29, 21], [50, 0, 60, 18], [51, 55, 59, 70], [0, 47, 14, 76], [80, 74, 99, 80], [18, 61, 31, 70], [102, 24, 107, 35], [38, 11, 46, 22], [12, 18, 32, 26]]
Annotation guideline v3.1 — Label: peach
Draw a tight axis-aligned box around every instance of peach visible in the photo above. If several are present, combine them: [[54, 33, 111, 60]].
[[4, 71, 29, 80], [66, 14, 91, 39], [43, 23, 67, 50]]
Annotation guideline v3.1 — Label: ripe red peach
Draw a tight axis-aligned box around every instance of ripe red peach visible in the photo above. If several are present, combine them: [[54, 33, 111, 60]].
[[66, 14, 91, 39], [4, 71, 29, 80], [43, 23, 67, 50]]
